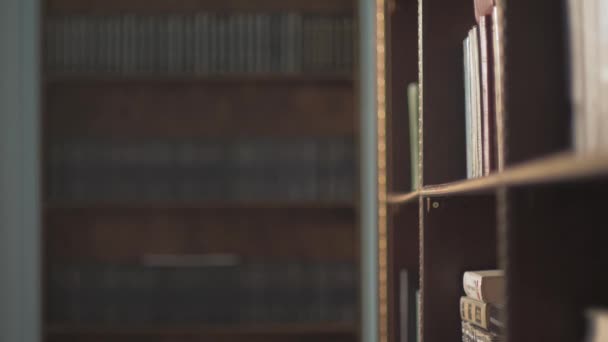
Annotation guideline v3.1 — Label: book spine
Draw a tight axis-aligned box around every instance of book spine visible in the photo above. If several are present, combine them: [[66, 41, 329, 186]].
[[491, 7, 505, 171], [460, 296, 504, 333], [462, 321, 474, 342], [408, 83, 420, 190], [567, 0, 586, 153], [464, 36, 473, 179], [478, 15, 496, 175], [463, 271, 483, 301], [471, 26, 483, 178]]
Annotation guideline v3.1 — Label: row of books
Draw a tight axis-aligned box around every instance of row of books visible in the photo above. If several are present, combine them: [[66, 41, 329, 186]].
[[567, 0, 608, 153], [48, 260, 357, 324], [45, 13, 354, 75], [47, 138, 355, 201], [460, 270, 505, 342], [462, 0, 503, 178]]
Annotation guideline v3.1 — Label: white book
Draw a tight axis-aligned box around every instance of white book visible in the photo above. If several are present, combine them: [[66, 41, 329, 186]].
[[462, 270, 505, 304], [464, 36, 473, 179], [470, 27, 483, 178], [598, 0, 608, 151], [582, 0, 600, 152]]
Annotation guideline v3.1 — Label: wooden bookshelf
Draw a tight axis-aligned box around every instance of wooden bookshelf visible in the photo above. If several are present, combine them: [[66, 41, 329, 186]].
[[41, 0, 358, 340], [384, 1, 608, 342]]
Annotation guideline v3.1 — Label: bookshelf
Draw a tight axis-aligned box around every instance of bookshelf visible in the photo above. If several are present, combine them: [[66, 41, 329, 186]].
[[384, 1, 608, 342], [42, 0, 358, 340]]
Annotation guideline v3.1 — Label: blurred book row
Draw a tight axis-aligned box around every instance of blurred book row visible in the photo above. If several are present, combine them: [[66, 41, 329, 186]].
[[45, 13, 354, 75], [48, 260, 356, 324], [47, 138, 355, 202]]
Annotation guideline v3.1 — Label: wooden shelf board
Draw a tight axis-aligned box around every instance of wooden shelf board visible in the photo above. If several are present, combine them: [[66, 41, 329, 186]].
[[46, 73, 355, 84], [45, 200, 356, 210], [386, 191, 419, 204], [423, 151, 608, 196], [45, 323, 357, 335], [387, 152, 608, 201], [46, 80, 356, 137]]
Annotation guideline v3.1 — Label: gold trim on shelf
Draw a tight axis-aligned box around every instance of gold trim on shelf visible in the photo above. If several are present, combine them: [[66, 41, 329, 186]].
[[376, 0, 388, 341]]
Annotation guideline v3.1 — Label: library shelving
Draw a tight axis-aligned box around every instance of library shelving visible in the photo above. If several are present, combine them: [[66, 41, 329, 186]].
[[384, 1, 608, 342], [42, 0, 358, 341]]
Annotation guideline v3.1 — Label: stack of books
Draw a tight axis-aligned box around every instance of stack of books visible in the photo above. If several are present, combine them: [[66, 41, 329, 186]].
[[566, 0, 608, 154], [585, 309, 608, 342], [460, 270, 505, 342], [462, 0, 503, 178]]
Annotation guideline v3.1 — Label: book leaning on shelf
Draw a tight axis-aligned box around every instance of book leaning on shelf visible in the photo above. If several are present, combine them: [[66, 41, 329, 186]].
[[463, 0, 503, 178], [567, 0, 608, 154], [460, 270, 505, 342], [407, 83, 420, 191]]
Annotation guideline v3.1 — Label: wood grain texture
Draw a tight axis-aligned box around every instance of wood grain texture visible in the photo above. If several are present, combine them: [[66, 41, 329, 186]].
[[421, 195, 497, 342], [45, 81, 355, 139], [507, 182, 608, 342], [420, 0, 474, 185], [46, 207, 357, 262], [46, 0, 355, 13]]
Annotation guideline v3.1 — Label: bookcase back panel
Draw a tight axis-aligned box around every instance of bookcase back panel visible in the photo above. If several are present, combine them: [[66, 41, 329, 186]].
[[46, 82, 355, 138], [507, 181, 608, 342], [420, 0, 474, 185], [422, 195, 497, 342], [47, 207, 357, 262], [387, 0, 419, 193], [46, 0, 355, 14], [503, 0, 570, 165], [388, 202, 419, 342]]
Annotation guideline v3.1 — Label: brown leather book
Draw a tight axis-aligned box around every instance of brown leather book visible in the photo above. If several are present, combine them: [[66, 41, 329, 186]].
[[478, 14, 496, 174], [473, 0, 496, 22]]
